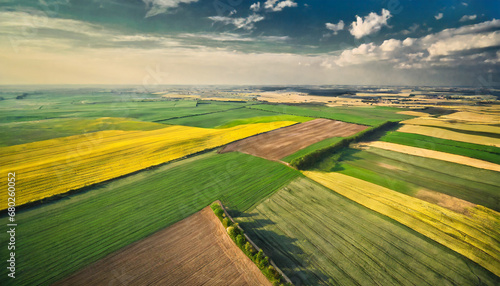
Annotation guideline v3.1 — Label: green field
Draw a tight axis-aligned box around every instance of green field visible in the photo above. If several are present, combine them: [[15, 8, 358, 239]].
[[0, 152, 300, 286], [162, 107, 312, 128], [238, 178, 499, 285], [0, 117, 170, 146], [0, 91, 251, 123], [380, 131, 500, 164], [281, 136, 343, 162], [331, 148, 500, 211], [248, 104, 413, 126]]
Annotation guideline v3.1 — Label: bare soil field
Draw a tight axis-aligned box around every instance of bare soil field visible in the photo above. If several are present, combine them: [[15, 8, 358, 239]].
[[54, 207, 270, 286], [220, 118, 368, 160]]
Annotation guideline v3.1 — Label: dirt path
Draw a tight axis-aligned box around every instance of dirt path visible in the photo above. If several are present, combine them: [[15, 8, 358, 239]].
[[220, 118, 367, 160], [53, 207, 271, 286]]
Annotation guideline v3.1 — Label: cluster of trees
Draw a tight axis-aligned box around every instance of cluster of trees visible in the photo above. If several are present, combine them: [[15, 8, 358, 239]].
[[210, 202, 290, 286], [290, 121, 400, 170]]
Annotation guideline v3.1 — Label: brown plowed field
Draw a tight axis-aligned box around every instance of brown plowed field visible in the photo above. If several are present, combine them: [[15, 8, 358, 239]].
[[220, 118, 367, 160], [54, 207, 271, 286]]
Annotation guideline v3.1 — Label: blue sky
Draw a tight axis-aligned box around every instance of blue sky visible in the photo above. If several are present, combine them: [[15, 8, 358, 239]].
[[1, 0, 499, 86]]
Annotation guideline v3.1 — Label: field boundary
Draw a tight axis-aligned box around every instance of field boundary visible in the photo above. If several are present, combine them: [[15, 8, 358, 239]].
[[214, 200, 294, 285]]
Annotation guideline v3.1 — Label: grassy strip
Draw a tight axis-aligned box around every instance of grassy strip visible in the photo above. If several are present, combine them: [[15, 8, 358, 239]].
[[281, 137, 343, 163], [238, 178, 500, 285], [162, 107, 281, 128], [380, 131, 500, 164], [304, 171, 500, 278], [248, 104, 413, 126], [0, 152, 301, 286], [290, 121, 399, 169], [217, 115, 314, 129], [211, 202, 292, 286]]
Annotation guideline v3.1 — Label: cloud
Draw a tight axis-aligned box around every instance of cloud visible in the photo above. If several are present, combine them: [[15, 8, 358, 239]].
[[208, 14, 265, 30], [462, 2, 469, 6], [264, 0, 297, 12], [250, 2, 260, 12], [435, 13, 443, 20], [325, 20, 344, 35], [349, 9, 392, 39], [401, 23, 420, 35], [459, 14, 477, 22], [330, 19, 500, 69], [142, 0, 199, 18]]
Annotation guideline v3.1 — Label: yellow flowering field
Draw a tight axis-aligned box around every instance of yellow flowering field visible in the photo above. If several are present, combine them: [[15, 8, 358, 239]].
[[0, 121, 295, 208]]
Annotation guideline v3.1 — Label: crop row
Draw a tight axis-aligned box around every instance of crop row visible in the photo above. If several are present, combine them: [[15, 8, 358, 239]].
[[304, 171, 500, 277]]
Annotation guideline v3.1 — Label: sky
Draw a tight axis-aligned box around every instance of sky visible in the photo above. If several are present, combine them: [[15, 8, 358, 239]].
[[0, 0, 499, 86]]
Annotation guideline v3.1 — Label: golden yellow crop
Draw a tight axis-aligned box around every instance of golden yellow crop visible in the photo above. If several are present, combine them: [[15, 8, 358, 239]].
[[401, 117, 500, 134], [0, 121, 296, 208], [398, 124, 500, 147], [304, 171, 500, 277], [365, 141, 500, 171]]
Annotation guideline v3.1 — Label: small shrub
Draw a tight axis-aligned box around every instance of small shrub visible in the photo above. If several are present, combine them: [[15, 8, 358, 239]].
[[244, 242, 256, 255], [226, 226, 237, 238], [254, 249, 265, 264], [222, 217, 232, 228], [268, 266, 281, 280], [235, 234, 246, 247]]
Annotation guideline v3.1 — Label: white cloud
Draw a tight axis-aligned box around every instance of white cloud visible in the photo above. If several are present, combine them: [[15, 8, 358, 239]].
[[325, 20, 344, 35], [462, 2, 469, 6], [330, 19, 500, 69], [250, 2, 261, 12], [264, 0, 297, 12], [142, 0, 199, 18], [435, 13, 443, 20], [208, 14, 265, 30], [459, 14, 477, 22], [349, 9, 392, 39]]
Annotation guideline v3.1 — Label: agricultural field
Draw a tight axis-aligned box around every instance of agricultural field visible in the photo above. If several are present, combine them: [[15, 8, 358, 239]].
[[0, 151, 300, 285], [401, 117, 500, 137], [304, 171, 500, 277], [0, 117, 169, 146], [362, 141, 500, 171], [379, 131, 500, 164], [237, 178, 500, 285], [54, 207, 270, 286], [249, 104, 414, 126], [281, 136, 344, 163], [0, 121, 295, 208], [163, 107, 313, 128], [327, 147, 500, 211], [220, 119, 367, 160], [398, 124, 500, 147]]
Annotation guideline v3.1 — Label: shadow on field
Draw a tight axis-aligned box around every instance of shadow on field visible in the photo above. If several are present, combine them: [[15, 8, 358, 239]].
[[238, 222, 331, 285]]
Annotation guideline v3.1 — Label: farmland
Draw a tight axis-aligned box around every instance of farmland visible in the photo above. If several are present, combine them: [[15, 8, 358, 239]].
[[304, 171, 500, 277], [329, 147, 500, 211], [0, 121, 294, 208], [163, 107, 313, 128], [398, 124, 500, 147], [220, 119, 367, 160], [238, 178, 500, 285], [2, 85, 500, 285], [379, 131, 500, 164], [249, 104, 414, 126], [54, 207, 270, 286], [363, 141, 500, 171], [0, 151, 300, 285], [0, 117, 169, 146]]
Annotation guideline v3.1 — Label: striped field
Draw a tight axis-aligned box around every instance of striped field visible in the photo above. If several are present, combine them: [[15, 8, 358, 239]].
[[238, 178, 500, 285], [304, 171, 500, 277]]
